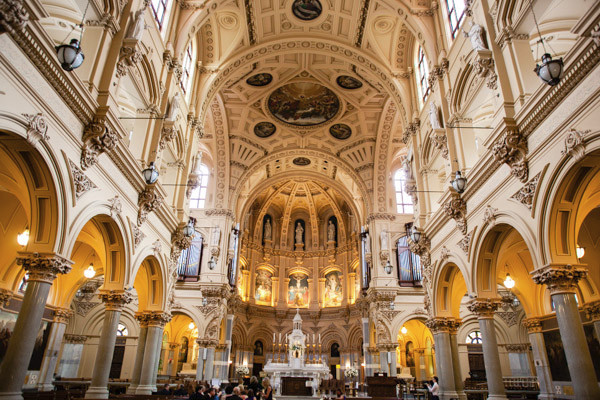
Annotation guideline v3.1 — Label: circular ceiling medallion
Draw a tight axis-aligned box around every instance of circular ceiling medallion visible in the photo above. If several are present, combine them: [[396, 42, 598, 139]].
[[293, 157, 311, 166], [254, 122, 276, 138], [268, 82, 340, 127], [336, 75, 362, 89], [329, 123, 352, 140], [246, 73, 273, 87], [292, 0, 322, 21]]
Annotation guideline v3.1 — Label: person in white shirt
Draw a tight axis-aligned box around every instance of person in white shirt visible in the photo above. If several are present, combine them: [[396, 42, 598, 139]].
[[426, 376, 439, 400]]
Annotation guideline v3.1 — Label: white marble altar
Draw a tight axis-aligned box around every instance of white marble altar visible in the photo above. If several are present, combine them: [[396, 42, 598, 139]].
[[263, 310, 329, 396]]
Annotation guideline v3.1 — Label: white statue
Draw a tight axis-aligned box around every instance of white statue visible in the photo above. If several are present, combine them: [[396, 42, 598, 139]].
[[264, 218, 272, 241], [402, 156, 413, 180], [128, 9, 146, 41], [327, 220, 335, 242], [380, 230, 389, 250], [295, 222, 304, 245], [165, 92, 180, 121], [429, 102, 442, 129], [463, 22, 487, 51]]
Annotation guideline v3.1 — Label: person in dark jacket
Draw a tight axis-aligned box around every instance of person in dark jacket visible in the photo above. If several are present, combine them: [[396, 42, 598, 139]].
[[156, 384, 172, 395], [174, 384, 188, 396]]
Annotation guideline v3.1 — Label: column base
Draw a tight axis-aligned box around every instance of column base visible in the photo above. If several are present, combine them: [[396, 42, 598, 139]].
[[441, 390, 460, 400], [0, 392, 24, 400], [38, 383, 56, 392], [486, 395, 508, 400], [135, 385, 156, 395], [126, 384, 138, 394], [84, 387, 109, 399]]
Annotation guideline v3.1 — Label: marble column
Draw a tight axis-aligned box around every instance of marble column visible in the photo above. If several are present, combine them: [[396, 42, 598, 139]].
[[38, 308, 73, 391], [151, 324, 164, 387], [378, 346, 389, 375], [196, 341, 206, 381], [532, 264, 600, 399], [389, 345, 398, 377], [85, 291, 132, 399], [0, 252, 72, 400], [127, 313, 149, 394], [427, 317, 458, 400], [522, 318, 553, 399], [204, 343, 216, 381], [584, 300, 600, 346], [168, 343, 179, 377], [361, 317, 374, 377], [136, 312, 171, 394], [467, 299, 507, 400], [448, 319, 466, 400]]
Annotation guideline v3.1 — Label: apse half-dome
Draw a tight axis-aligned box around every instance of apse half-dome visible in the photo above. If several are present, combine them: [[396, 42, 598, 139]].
[[267, 82, 340, 127]]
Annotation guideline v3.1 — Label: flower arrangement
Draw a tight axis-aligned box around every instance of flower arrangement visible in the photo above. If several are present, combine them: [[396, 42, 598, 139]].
[[235, 365, 250, 376], [291, 344, 303, 351], [344, 367, 358, 378]]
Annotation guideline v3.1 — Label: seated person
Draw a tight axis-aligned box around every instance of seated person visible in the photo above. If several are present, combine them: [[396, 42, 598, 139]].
[[205, 387, 218, 400], [156, 383, 172, 395], [190, 385, 205, 400], [335, 389, 346, 400], [228, 386, 243, 400], [174, 384, 188, 396]]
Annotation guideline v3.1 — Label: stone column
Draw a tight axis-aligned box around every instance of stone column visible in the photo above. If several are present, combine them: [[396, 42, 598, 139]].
[[136, 312, 171, 394], [204, 342, 217, 381], [532, 264, 600, 399], [38, 308, 73, 391], [127, 313, 149, 394], [85, 290, 133, 399], [216, 343, 229, 381], [467, 299, 507, 400], [522, 318, 553, 399], [584, 300, 600, 346], [427, 317, 459, 400], [388, 345, 398, 377], [168, 343, 179, 377], [377, 346, 389, 375], [448, 319, 466, 400], [361, 317, 374, 377], [196, 340, 206, 381], [0, 252, 72, 400]]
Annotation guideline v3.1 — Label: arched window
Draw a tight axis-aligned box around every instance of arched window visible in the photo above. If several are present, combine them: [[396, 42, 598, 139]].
[[466, 330, 483, 344], [177, 231, 204, 281], [396, 236, 422, 286], [180, 43, 195, 96], [189, 164, 209, 209], [117, 323, 129, 336], [446, 0, 466, 39], [150, 0, 172, 32], [416, 46, 430, 103], [394, 169, 413, 214]]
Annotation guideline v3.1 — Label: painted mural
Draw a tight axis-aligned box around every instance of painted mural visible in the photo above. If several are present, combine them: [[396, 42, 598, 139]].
[[268, 83, 340, 126], [323, 271, 343, 307], [288, 274, 309, 307], [255, 270, 273, 304]]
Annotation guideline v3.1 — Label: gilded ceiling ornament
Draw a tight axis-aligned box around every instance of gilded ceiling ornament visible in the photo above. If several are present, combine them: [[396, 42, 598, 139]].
[[22, 113, 49, 145]]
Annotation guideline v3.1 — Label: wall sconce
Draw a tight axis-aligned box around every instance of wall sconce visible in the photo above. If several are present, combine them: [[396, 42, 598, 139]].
[[451, 170, 467, 194], [384, 260, 392, 274], [208, 256, 216, 270], [142, 162, 159, 185], [17, 228, 30, 246]]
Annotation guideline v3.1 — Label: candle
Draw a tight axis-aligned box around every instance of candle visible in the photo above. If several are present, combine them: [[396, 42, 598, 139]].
[[273, 332, 275, 342], [313, 333, 315, 344], [318, 333, 321, 343], [279, 332, 282, 343]]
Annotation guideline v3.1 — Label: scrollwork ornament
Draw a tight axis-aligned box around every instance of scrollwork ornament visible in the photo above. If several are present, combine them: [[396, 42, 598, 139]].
[[522, 317, 542, 333], [81, 116, 120, 170], [492, 125, 529, 182], [53, 308, 74, 324], [443, 194, 467, 234], [561, 128, 590, 161], [433, 134, 449, 159], [68, 159, 97, 199], [137, 185, 163, 226], [585, 300, 600, 322], [511, 172, 540, 209], [0, 0, 29, 34], [22, 113, 49, 145]]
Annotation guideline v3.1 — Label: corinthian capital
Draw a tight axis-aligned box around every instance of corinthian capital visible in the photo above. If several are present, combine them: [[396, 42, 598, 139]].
[[0, 288, 12, 306], [426, 317, 455, 333], [467, 298, 502, 318], [53, 308, 74, 323], [16, 252, 73, 283], [144, 310, 172, 327], [522, 317, 542, 333], [584, 300, 600, 322], [98, 290, 133, 311], [531, 264, 587, 295]]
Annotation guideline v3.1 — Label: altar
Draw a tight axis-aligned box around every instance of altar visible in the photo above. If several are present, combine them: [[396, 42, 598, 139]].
[[263, 310, 329, 396]]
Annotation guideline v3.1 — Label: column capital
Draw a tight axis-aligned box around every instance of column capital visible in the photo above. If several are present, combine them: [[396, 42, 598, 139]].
[[504, 343, 529, 352], [584, 300, 600, 322], [216, 343, 227, 350], [134, 311, 149, 327], [426, 317, 459, 333], [144, 311, 172, 327], [467, 298, 502, 318], [16, 252, 73, 283], [0, 288, 13, 306], [377, 343, 398, 352], [522, 317, 543, 333], [53, 308, 74, 323], [531, 263, 587, 294], [64, 334, 88, 344], [169, 343, 179, 350], [197, 339, 218, 347], [98, 290, 133, 311]]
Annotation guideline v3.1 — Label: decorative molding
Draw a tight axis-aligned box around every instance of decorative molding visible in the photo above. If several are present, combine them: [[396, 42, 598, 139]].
[[143, 310, 172, 327], [64, 334, 88, 344], [433, 132, 449, 159], [443, 193, 467, 235], [440, 246, 450, 261], [159, 121, 177, 150], [483, 205, 498, 227], [152, 239, 162, 257], [131, 220, 146, 248], [467, 298, 502, 318], [354, 0, 370, 47], [585, 300, 600, 322], [85, 13, 119, 36], [561, 128, 591, 161], [426, 317, 457, 333], [0, 0, 29, 35], [531, 264, 588, 295], [16, 252, 73, 284], [496, 311, 518, 327], [511, 172, 541, 209], [81, 114, 121, 170], [98, 290, 133, 311], [68, 159, 97, 199], [522, 317, 542, 333], [53, 308, 73, 324], [504, 343, 529, 352], [366, 213, 396, 223], [0, 289, 12, 307], [492, 121, 528, 182], [116, 38, 144, 78], [108, 195, 122, 216], [204, 208, 235, 219], [22, 113, 49, 145], [471, 49, 498, 90], [457, 232, 471, 255], [137, 185, 163, 226]]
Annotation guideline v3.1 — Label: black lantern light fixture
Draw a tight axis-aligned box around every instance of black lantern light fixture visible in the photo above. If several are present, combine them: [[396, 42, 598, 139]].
[[55, 0, 90, 71], [451, 170, 467, 194], [183, 217, 196, 237], [530, 1, 564, 86], [142, 162, 159, 184], [410, 226, 422, 244]]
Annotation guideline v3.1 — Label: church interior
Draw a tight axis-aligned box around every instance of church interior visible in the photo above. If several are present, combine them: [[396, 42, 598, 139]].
[[0, 0, 600, 399]]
